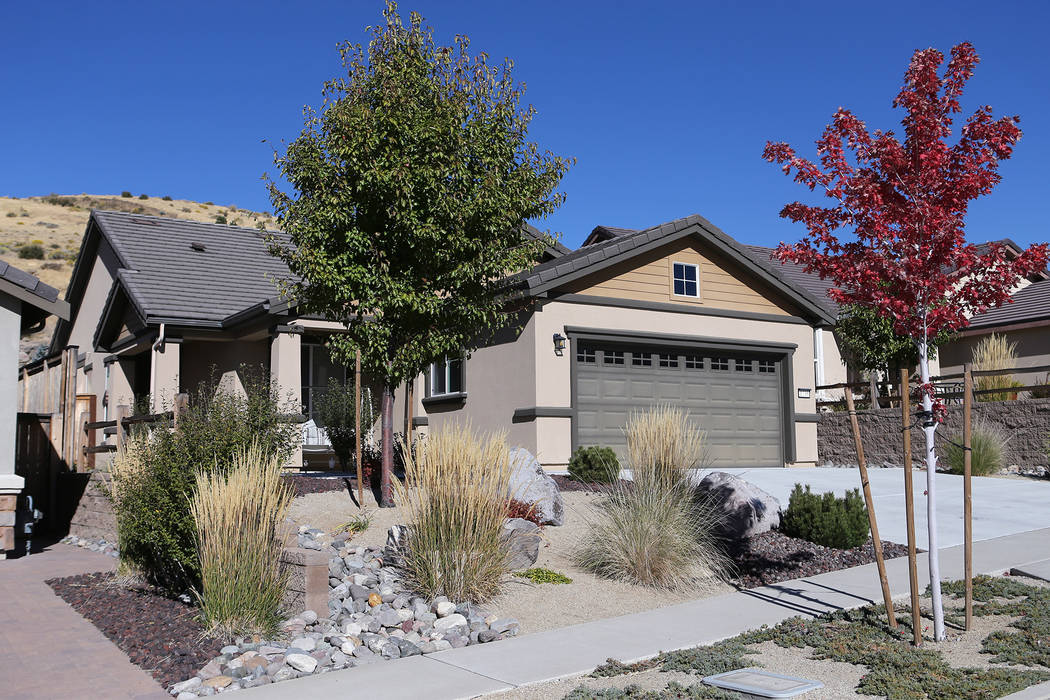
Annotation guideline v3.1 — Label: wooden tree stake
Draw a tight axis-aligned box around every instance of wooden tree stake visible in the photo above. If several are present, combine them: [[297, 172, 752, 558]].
[[963, 363, 974, 630], [900, 369, 922, 646], [844, 385, 897, 629], [355, 348, 363, 506]]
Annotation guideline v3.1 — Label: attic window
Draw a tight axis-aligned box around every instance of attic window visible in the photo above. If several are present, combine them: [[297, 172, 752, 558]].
[[672, 262, 699, 298], [190, 242, 207, 252]]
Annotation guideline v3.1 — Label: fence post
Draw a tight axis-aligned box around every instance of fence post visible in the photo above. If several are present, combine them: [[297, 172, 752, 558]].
[[963, 363, 974, 630], [844, 385, 897, 629], [115, 404, 130, 453], [354, 349, 363, 506], [900, 369, 922, 646], [173, 393, 189, 431]]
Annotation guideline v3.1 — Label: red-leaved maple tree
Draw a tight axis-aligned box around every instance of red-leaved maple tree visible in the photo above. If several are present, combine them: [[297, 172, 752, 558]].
[[763, 42, 1048, 640]]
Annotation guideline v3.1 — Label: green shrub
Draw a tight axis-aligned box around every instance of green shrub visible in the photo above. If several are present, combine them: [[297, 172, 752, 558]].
[[162, 195, 173, 201], [515, 567, 572, 584], [314, 377, 376, 471], [109, 366, 299, 594], [191, 441, 291, 639], [215, 214, 227, 224], [569, 445, 619, 483], [395, 424, 511, 602], [5, 211, 15, 217], [121, 191, 132, 197], [1030, 373, 1050, 399], [781, 484, 869, 549], [18, 244, 45, 259], [138, 193, 149, 200], [574, 407, 728, 590], [945, 419, 1007, 476]]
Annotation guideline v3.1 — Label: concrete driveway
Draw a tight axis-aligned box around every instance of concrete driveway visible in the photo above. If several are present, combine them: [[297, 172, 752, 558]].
[[720, 467, 1050, 550]]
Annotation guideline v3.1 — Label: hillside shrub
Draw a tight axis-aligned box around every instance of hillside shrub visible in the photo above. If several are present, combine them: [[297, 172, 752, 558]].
[[138, 193, 149, 200], [568, 445, 619, 483], [191, 441, 292, 639], [215, 214, 227, 224], [945, 419, 1008, 476], [108, 367, 298, 594], [5, 211, 15, 217], [162, 195, 173, 201], [780, 484, 869, 549], [121, 191, 132, 197], [575, 407, 728, 590], [18, 244, 45, 259], [395, 424, 511, 602]]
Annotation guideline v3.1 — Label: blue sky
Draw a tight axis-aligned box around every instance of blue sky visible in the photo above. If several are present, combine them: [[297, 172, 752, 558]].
[[2, 1, 1047, 250]]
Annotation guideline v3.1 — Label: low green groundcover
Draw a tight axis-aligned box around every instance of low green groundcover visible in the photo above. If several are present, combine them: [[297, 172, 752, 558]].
[[566, 576, 1050, 699]]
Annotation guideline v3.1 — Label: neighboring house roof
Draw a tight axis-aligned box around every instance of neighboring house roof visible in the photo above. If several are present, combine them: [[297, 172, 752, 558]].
[[744, 246, 840, 317], [581, 225, 638, 247], [964, 278, 1050, 331], [0, 260, 70, 332], [516, 214, 838, 325]]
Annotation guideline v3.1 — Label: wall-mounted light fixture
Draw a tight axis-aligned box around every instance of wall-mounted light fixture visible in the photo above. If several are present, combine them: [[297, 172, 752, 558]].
[[553, 333, 567, 356], [797, 388, 812, 399]]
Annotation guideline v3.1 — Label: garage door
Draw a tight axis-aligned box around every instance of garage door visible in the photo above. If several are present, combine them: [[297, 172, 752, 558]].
[[574, 341, 784, 468]]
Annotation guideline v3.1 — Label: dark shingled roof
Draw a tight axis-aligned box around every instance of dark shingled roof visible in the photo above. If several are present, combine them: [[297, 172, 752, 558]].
[[0, 260, 62, 304], [966, 279, 1050, 329], [744, 245, 840, 317], [0, 260, 70, 330], [91, 210, 292, 324]]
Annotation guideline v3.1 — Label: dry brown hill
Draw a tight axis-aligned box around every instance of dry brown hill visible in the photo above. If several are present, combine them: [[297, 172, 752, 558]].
[[0, 193, 275, 363]]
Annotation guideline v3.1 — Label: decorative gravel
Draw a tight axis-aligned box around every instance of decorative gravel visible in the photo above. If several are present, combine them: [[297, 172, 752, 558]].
[[729, 530, 910, 589], [47, 572, 223, 688]]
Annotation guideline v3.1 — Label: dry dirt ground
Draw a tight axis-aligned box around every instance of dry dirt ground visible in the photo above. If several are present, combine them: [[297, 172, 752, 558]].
[[287, 488, 733, 635], [0, 194, 273, 356], [492, 577, 1050, 700]]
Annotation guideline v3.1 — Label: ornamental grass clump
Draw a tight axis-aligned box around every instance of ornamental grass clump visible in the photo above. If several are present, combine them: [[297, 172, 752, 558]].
[[973, 333, 1024, 401], [946, 419, 1008, 476], [394, 424, 511, 602], [190, 441, 292, 639], [574, 406, 729, 590]]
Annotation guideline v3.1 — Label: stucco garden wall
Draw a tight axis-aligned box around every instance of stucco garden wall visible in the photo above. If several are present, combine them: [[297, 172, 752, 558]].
[[817, 397, 1050, 470]]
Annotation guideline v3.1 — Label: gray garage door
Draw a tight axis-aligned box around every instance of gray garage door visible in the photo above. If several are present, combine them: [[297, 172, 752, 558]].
[[574, 341, 784, 468]]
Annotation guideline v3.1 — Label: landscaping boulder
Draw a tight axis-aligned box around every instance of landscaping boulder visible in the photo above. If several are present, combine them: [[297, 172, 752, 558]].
[[502, 517, 541, 570], [694, 471, 781, 540], [507, 447, 564, 526]]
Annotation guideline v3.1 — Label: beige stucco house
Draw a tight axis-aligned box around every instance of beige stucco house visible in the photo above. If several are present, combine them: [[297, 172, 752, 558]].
[[19, 209, 844, 472]]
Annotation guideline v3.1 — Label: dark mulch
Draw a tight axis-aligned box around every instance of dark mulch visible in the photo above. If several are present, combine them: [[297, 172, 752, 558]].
[[47, 572, 223, 688], [552, 474, 623, 493], [281, 474, 354, 497], [729, 530, 910, 589]]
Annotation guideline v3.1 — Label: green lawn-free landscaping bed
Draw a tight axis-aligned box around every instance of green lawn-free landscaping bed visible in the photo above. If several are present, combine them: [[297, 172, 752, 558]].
[[556, 575, 1050, 700]]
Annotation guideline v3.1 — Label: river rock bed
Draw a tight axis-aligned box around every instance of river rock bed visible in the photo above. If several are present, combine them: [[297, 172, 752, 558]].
[[167, 527, 519, 697], [60, 533, 119, 558]]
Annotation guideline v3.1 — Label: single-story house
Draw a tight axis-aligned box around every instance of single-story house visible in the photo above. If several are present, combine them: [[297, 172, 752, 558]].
[[19, 209, 849, 471], [1, 262, 69, 556]]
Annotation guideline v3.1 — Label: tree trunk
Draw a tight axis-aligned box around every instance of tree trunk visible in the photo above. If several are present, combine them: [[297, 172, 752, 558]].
[[918, 342, 946, 640], [379, 384, 395, 508]]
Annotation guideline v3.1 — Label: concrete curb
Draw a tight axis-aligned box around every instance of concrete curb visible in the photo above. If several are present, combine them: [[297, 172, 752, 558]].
[[239, 527, 1050, 700]]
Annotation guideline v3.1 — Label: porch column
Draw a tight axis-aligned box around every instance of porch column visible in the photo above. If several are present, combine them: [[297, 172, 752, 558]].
[[0, 296, 22, 557], [271, 326, 303, 469], [149, 338, 181, 413]]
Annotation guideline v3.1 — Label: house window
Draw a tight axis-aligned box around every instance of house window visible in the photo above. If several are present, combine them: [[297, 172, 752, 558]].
[[710, 357, 730, 371], [672, 262, 699, 298], [632, 352, 652, 367], [603, 350, 625, 366], [301, 342, 350, 418], [758, 359, 777, 374], [577, 347, 596, 363], [684, 355, 703, 369], [429, 354, 464, 396], [658, 353, 679, 368]]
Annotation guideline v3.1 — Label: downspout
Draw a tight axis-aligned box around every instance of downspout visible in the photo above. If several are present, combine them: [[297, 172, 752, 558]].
[[148, 323, 166, 410], [813, 327, 825, 399]]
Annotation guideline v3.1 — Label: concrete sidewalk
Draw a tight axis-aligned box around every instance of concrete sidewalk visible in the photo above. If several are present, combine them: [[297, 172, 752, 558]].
[[0, 543, 167, 700], [241, 527, 1050, 700]]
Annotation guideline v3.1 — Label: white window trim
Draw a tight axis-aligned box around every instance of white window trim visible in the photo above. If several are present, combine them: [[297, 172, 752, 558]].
[[429, 354, 465, 397], [672, 261, 700, 298]]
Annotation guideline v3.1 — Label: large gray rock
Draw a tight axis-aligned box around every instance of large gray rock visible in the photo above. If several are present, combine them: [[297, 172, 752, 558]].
[[507, 447, 564, 526], [501, 517, 541, 570], [694, 471, 781, 540]]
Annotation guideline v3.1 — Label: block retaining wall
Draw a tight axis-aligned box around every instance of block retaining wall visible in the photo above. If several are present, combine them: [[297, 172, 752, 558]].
[[817, 396, 1050, 470]]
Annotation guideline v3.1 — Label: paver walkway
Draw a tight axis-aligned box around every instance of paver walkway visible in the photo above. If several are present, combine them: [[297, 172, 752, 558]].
[[0, 543, 167, 700], [240, 527, 1050, 700]]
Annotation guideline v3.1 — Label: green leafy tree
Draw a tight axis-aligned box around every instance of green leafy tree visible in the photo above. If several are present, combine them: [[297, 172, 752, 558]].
[[266, 3, 572, 505]]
